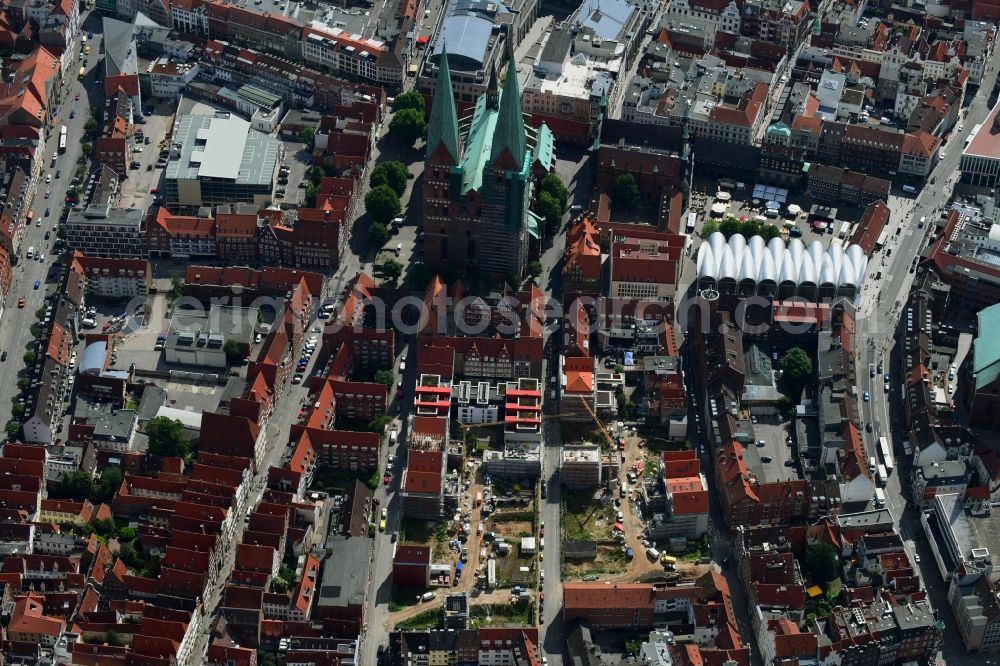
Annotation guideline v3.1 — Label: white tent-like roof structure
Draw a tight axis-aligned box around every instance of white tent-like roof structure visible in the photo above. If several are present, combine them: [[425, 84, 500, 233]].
[[697, 232, 867, 298]]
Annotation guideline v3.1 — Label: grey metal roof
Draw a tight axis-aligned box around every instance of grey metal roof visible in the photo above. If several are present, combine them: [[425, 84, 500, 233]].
[[431, 0, 510, 69], [166, 113, 280, 186], [578, 0, 636, 41], [79, 340, 107, 376], [434, 15, 494, 69], [101, 16, 138, 76]]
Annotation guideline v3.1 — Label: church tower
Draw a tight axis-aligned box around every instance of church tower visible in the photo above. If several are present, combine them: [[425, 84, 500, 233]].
[[424, 48, 463, 270]]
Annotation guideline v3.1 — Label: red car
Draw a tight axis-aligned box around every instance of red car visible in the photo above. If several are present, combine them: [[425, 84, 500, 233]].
[[540, 592, 544, 602], [383, 473, 391, 485], [17, 297, 24, 308], [75, 93, 79, 100]]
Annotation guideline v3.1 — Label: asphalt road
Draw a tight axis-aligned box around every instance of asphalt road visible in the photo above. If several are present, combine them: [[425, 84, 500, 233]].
[[854, 43, 1000, 666], [0, 24, 100, 435]]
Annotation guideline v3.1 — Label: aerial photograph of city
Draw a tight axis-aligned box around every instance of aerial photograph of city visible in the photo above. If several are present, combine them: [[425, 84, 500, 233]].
[[3, 0, 1000, 662]]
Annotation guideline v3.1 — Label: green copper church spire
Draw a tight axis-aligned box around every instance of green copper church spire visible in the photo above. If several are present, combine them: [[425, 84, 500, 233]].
[[426, 46, 460, 163], [490, 39, 527, 170]]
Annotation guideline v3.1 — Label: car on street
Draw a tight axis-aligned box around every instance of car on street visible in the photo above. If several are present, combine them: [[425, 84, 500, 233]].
[[75, 93, 79, 100], [292, 373, 303, 384], [863, 391, 870, 402], [383, 473, 391, 485], [33, 280, 40, 289], [17, 297, 24, 308], [1, 352, 6, 362], [914, 553, 920, 563]]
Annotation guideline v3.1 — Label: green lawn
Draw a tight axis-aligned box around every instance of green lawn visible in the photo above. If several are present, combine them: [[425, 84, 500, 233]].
[[400, 519, 449, 560], [469, 601, 534, 628], [562, 491, 614, 542], [394, 607, 443, 631]]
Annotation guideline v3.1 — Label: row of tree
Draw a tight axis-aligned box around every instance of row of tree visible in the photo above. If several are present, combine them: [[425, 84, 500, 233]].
[[701, 216, 783, 241]]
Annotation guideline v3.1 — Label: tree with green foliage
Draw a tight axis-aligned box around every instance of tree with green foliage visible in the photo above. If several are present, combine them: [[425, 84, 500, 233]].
[[718, 217, 741, 238], [223, 339, 242, 366], [145, 416, 189, 457], [105, 630, 124, 647], [526, 261, 542, 277], [370, 161, 409, 197], [760, 224, 782, 241], [304, 181, 319, 208], [614, 174, 640, 211], [11, 404, 23, 417], [780, 347, 814, 403], [119, 541, 144, 570], [700, 219, 719, 238], [389, 108, 427, 146], [23, 351, 36, 365], [367, 414, 392, 435], [804, 542, 839, 583], [299, 127, 316, 151], [81, 142, 92, 155], [392, 91, 425, 113], [259, 653, 279, 666], [308, 165, 325, 186], [5, 422, 20, 439], [382, 257, 404, 282], [374, 370, 395, 387], [368, 222, 390, 248], [118, 526, 137, 542], [535, 191, 562, 230], [271, 577, 288, 593], [84, 119, 98, 136], [52, 469, 96, 502], [95, 465, 123, 503], [539, 173, 569, 213], [365, 185, 402, 226]]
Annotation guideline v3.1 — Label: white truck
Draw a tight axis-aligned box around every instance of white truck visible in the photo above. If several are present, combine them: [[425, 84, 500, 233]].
[[874, 488, 886, 507]]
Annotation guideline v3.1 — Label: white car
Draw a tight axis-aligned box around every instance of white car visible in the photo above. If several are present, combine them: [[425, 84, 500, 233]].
[[292, 373, 303, 384]]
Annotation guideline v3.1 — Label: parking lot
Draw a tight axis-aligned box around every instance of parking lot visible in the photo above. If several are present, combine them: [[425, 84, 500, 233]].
[[117, 98, 177, 210], [748, 419, 798, 482]]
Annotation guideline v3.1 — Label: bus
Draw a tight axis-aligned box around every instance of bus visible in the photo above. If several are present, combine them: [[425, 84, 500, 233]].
[[58, 125, 67, 153], [78, 66, 85, 80], [876, 464, 888, 486], [878, 436, 894, 474]]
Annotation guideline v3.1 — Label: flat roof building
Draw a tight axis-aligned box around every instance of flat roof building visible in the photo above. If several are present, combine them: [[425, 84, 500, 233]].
[[163, 305, 256, 368], [65, 206, 147, 259], [165, 112, 281, 210], [315, 535, 372, 622]]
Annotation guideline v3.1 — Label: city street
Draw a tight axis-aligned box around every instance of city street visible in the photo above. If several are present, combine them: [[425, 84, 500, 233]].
[[852, 40, 1000, 666], [0, 20, 100, 436]]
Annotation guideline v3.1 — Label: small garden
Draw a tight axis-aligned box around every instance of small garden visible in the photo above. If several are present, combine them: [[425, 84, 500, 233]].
[[800, 543, 843, 627], [469, 601, 534, 628]]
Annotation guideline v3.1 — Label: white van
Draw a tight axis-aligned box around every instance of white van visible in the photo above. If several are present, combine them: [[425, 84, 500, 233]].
[[26, 246, 34, 259], [646, 547, 660, 560], [389, 430, 398, 445], [421, 591, 436, 602]]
